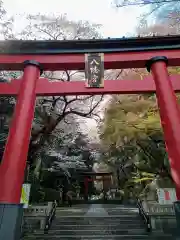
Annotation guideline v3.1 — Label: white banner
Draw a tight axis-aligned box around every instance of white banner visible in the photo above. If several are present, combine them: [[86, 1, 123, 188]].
[[157, 188, 177, 204], [20, 183, 31, 208]]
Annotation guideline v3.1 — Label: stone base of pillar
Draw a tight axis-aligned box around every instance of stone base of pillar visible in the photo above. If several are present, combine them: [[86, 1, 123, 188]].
[[0, 203, 23, 240]]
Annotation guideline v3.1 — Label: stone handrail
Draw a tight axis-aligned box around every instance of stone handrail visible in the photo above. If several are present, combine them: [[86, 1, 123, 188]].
[[23, 202, 54, 230], [24, 202, 52, 215], [142, 201, 175, 216], [141, 201, 176, 233], [137, 199, 151, 231], [44, 201, 57, 233]]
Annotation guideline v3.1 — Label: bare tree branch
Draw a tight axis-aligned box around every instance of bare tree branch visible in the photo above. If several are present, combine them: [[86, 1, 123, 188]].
[[33, 24, 55, 39], [65, 70, 71, 82], [115, 70, 123, 79], [114, 0, 179, 7]]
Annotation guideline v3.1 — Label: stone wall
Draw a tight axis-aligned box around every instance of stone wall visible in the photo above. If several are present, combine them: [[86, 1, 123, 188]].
[[142, 201, 176, 234]]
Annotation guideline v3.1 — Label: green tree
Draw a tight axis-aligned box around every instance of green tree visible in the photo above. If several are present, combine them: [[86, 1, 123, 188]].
[[100, 90, 174, 198]]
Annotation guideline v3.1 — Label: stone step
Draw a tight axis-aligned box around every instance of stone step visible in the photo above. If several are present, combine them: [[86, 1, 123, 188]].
[[53, 219, 142, 225], [23, 233, 175, 240], [54, 216, 141, 220], [106, 211, 139, 215], [50, 223, 145, 230], [35, 228, 147, 235], [52, 221, 142, 226], [52, 222, 144, 227], [54, 215, 141, 220], [56, 214, 140, 218], [57, 209, 139, 213]]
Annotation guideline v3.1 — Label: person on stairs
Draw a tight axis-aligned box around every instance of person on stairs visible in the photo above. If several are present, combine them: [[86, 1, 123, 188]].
[[66, 189, 74, 207]]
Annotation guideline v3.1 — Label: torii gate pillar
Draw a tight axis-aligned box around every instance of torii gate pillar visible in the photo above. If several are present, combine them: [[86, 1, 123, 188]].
[[0, 60, 42, 240], [147, 56, 180, 200]]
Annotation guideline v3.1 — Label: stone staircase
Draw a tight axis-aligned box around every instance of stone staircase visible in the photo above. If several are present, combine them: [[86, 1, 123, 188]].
[[23, 204, 176, 239]]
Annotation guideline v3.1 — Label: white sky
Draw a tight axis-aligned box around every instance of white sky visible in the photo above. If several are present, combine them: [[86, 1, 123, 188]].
[[4, 0, 143, 37]]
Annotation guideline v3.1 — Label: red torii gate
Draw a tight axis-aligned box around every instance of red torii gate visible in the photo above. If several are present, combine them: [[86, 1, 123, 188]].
[[0, 36, 180, 238]]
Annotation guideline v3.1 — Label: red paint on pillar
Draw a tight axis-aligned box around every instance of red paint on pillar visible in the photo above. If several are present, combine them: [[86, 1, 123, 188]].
[[150, 60, 180, 199], [0, 64, 40, 204], [164, 190, 170, 201]]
